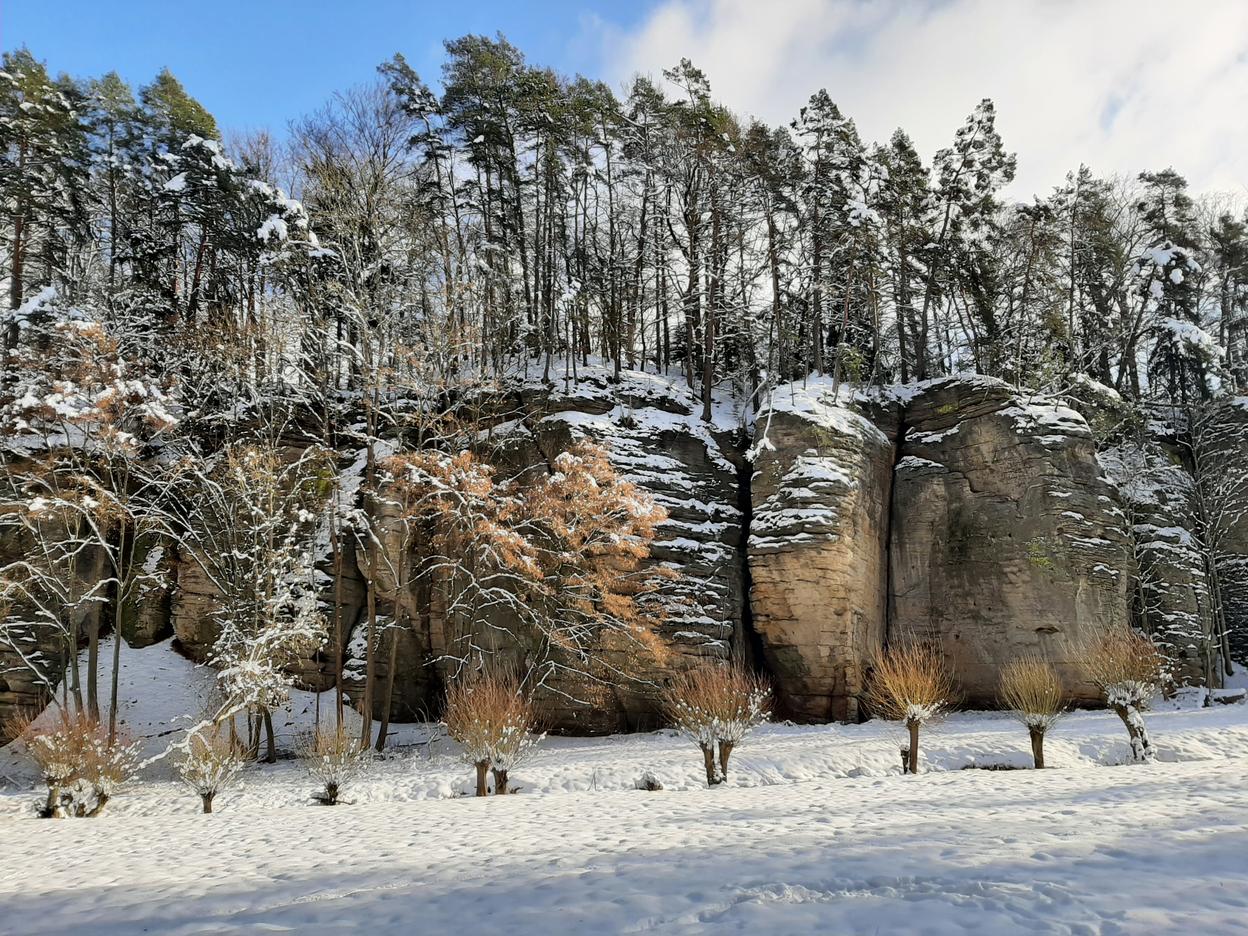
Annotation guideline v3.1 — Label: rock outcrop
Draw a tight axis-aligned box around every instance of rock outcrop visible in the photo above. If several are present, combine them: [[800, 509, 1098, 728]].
[[747, 382, 896, 721], [1100, 437, 1216, 685], [334, 367, 747, 734], [888, 378, 1135, 705], [4, 368, 1243, 736], [474, 370, 746, 732], [1200, 399, 1248, 667], [747, 376, 1137, 719]]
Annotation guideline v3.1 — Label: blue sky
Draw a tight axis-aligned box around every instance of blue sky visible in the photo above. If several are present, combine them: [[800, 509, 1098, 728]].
[[3, 0, 1245, 198], [1, 0, 655, 134]]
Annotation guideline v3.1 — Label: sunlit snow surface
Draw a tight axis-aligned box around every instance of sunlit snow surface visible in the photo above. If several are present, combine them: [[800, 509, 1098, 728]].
[[2, 642, 1248, 934]]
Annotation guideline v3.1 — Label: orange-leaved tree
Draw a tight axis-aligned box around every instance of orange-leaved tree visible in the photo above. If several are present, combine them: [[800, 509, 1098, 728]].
[[380, 441, 671, 708]]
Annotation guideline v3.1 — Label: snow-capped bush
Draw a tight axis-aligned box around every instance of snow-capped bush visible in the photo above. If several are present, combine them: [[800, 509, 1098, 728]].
[[1084, 629, 1163, 763], [661, 663, 770, 787], [998, 658, 1066, 768], [179, 725, 247, 814], [443, 673, 542, 796], [11, 710, 139, 817], [300, 726, 369, 805], [864, 642, 957, 775], [77, 730, 142, 816]]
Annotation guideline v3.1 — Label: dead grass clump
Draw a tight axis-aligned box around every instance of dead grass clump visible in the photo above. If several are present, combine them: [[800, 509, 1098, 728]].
[[300, 725, 369, 805], [8, 709, 139, 817], [179, 725, 247, 813]]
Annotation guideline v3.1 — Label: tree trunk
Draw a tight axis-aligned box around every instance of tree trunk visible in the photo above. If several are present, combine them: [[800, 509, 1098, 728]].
[[85, 792, 110, 817], [700, 743, 719, 786], [474, 759, 489, 797], [263, 709, 276, 764], [702, 187, 718, 423], [360, 563, 377, 750], [1029, 726, 1045, 769], [330, 494, 345, 731], [45, 785, 63, 819], [375, 625, 400, 752], [717, 740, 734, 783], [67, 612, 83, 715], [201, 793, 214, 814], [1113, 704, 1155, 763], [87, 620, 100, 723], [9, 138, 26, 312], [906, 719, 920, 774], [108, 602, 123, 743], [492, 767, 509, 796]]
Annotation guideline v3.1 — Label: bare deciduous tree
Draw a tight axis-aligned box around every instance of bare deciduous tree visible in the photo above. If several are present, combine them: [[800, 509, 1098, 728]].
[[865, 642, 957, 775], [998, 658, 1066, 768], [661, 663, 770, 786]]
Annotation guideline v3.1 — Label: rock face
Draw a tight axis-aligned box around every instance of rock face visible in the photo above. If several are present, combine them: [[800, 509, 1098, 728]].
[[746, 376, 1137, 720], [0, 498, 110, 738], [747, 383, 896, 721], [335, 367, 746, 734], [120, 535, 174, 650], [1100, 438, 1217, 685], [888, 378, 1135, 705], [5, 368, 1243, 736], [476, 370, 746, 732], [1202, 399, 1248, 667]]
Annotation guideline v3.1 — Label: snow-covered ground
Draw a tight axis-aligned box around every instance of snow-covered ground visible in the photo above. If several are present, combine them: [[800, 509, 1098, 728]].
[[3, 642, 1248, 934]]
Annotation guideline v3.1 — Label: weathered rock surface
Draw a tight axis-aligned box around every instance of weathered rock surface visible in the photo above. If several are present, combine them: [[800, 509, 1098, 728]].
[[747, 381, 896, 721], [332, 368, 747, 733], [888, 378, 1135, 705], [0, 453, 123, 736], [478, 370, 747, 732], [747, 376, 1137, 719], [120, 535, 175, 649], [6, 368, 1245, 737], [1200, 398, 1248, 667], [1100, 437, 1216, 685]]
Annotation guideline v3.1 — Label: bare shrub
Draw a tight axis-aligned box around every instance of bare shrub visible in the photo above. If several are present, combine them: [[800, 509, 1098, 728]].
[[300, 726, 369, 805], [443, 672, 542, 796], [1083, 628, 1163, 763], [661, 663, 770, 787], [998, 658, 1066, 768], [78, 728, 141, 816], [179, 725, 247, 813], [864, 642, 957, 775], [9, 709, 139, 817], [8, 711, 80, 818]]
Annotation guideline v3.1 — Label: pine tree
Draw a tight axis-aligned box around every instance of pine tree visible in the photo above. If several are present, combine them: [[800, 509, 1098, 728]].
[[0, 49, 90, 315], [1136, 169, 1207, 402], [875, 131, 930, 383], [919, 99, 1016, 377]]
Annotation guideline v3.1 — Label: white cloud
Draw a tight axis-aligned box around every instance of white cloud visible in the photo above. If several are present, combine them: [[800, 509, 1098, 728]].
[[588, 0, 1248, 201]]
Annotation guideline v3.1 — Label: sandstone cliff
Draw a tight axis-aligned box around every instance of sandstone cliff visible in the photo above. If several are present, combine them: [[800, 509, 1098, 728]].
[[3, 369, 1243, 734], [747, 382, 896, 721], [887, 378, 1134, 707]]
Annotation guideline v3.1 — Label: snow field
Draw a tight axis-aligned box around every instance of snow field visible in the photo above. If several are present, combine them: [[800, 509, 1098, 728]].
[[2, 642, 1248, 933]]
